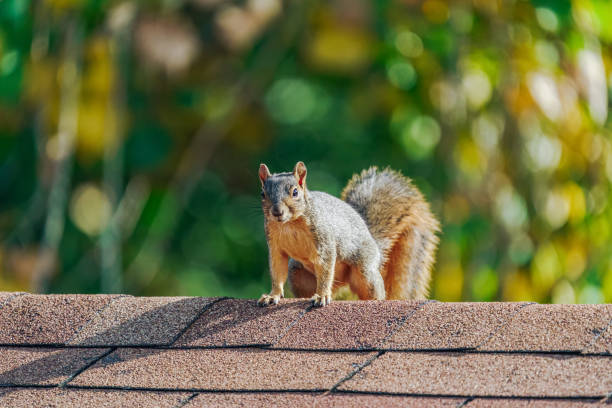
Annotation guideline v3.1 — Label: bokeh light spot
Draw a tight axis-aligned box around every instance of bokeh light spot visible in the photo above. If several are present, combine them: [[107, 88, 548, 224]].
[[265, 78, 326, 125], [462, 69, 491, 110], [508, 233, 534, 266], [578, 284, 604, 304], [542, 189, 570, 229], [527, 72, 562, 121], [386, 60, 417, 90], [400, 115, 441, 160], [70, 184, 113, 236], [471, 112, 503, 153], [0, 50, 19, 75], [551, 280, 575, 304], [525, 133, 561, 172], [531, 243, 562, 295], [494, 187, 528, 231], [395, 31, 423, 58], [535, 8, 559, 32], [534, 40, 559, 67]]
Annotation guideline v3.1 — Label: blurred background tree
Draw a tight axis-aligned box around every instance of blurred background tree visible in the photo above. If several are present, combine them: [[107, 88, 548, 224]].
[[1, 0, 611, 303]]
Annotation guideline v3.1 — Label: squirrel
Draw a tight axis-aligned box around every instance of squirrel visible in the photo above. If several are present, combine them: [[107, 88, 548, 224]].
[[257, 161, 440, 307]]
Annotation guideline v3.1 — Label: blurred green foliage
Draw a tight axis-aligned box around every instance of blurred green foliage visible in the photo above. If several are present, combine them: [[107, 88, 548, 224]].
[[1, 0, 612, 303]]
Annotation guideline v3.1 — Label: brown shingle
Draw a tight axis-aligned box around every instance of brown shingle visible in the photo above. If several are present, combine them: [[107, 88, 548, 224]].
[[0, 347, 109, 386], [0, 297, 608, 406], [0, 388, 190, 408], [466, 399, 602, 407], [0, 294, 116, 345], [174, 298, 310, 347], [582, 320, 612, 355], [69, 348, 374, 390], [479, 304, 612, 352], [186, 392, 464, 407], [384, 302, 527, 350], [68, 296, 215, 346], [339, 351, 612, 397], [274, 300, 424, 349], [0, 293, 21, 308]]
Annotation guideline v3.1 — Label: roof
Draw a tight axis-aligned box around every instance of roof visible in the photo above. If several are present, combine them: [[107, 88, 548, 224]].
[[0, 292, 610, 407]]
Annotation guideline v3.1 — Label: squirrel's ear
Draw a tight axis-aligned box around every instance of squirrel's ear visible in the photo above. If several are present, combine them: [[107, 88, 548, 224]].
[[259, 163, 271, 186], [293, 161, 307, 187]]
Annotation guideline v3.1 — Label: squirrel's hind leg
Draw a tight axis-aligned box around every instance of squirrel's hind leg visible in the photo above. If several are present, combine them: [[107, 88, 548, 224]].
[[288, 259, 316, 298], [349, 252, 386, 300]]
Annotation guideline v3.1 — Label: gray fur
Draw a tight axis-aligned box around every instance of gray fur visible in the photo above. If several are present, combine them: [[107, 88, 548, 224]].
[[261, 165, 385, 303], [260, 163, 438, 304]]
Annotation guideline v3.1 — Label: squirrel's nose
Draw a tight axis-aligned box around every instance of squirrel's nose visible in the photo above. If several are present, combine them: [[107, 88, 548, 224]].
[[271, 206, 283, 217]]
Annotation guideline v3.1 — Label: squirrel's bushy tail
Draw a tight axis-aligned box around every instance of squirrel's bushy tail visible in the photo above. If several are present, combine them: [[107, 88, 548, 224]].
[[341, 167, 440, 300]]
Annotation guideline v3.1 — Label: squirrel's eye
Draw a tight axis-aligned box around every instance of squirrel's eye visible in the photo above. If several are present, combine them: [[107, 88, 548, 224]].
[[292, 188, 298, 197], [260, 191, 265, 199]]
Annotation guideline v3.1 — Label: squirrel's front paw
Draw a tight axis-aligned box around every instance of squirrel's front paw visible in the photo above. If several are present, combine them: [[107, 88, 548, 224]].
[[310, 293, 331, 307], [257, 293, 281, 306]]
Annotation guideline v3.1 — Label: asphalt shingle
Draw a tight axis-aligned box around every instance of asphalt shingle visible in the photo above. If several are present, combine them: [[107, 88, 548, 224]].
[[0, 294, 608, 407], [186, 392, 464, 407], [339, 351, 612, 397], [0, 292, 21, 309], [68, 296, 215, 346], [0, 347, 109, 386], [274, 300, 424, 349], [174, 298, 310, 347], [479, 304, 612, 352], [466, 399, 603, 407], [0, 388, 190, 408], [69, 348, 374, 390], [384, 302, 527, 350], [0, 294, 116, 345], [582, 319, 612, 355]]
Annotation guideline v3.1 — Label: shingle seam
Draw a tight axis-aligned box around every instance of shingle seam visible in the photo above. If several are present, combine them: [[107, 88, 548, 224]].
[[174, 392, 199, 408], [325, 351, 386, 395], [582, 316, 612, 355], [377, 299, 435, 348], [64, 385, 331, 393], [168, 297, 231, 346], [0, 384, 57, 389], [330, 390, 607, 400], [4, 384, 607, 400], [1, 343, 609, 356], [0, 343, 272, 349], [65, 294, 129, 345], [59, 347, 117, 388], [475, 301, 536, 350], [268, 303, 315, 347], [365, 348, 612, 356], [0, 292, 25, 311]]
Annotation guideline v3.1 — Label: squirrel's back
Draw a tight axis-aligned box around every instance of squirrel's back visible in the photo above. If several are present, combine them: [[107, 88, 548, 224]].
[[341, 167, 440, 299]]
